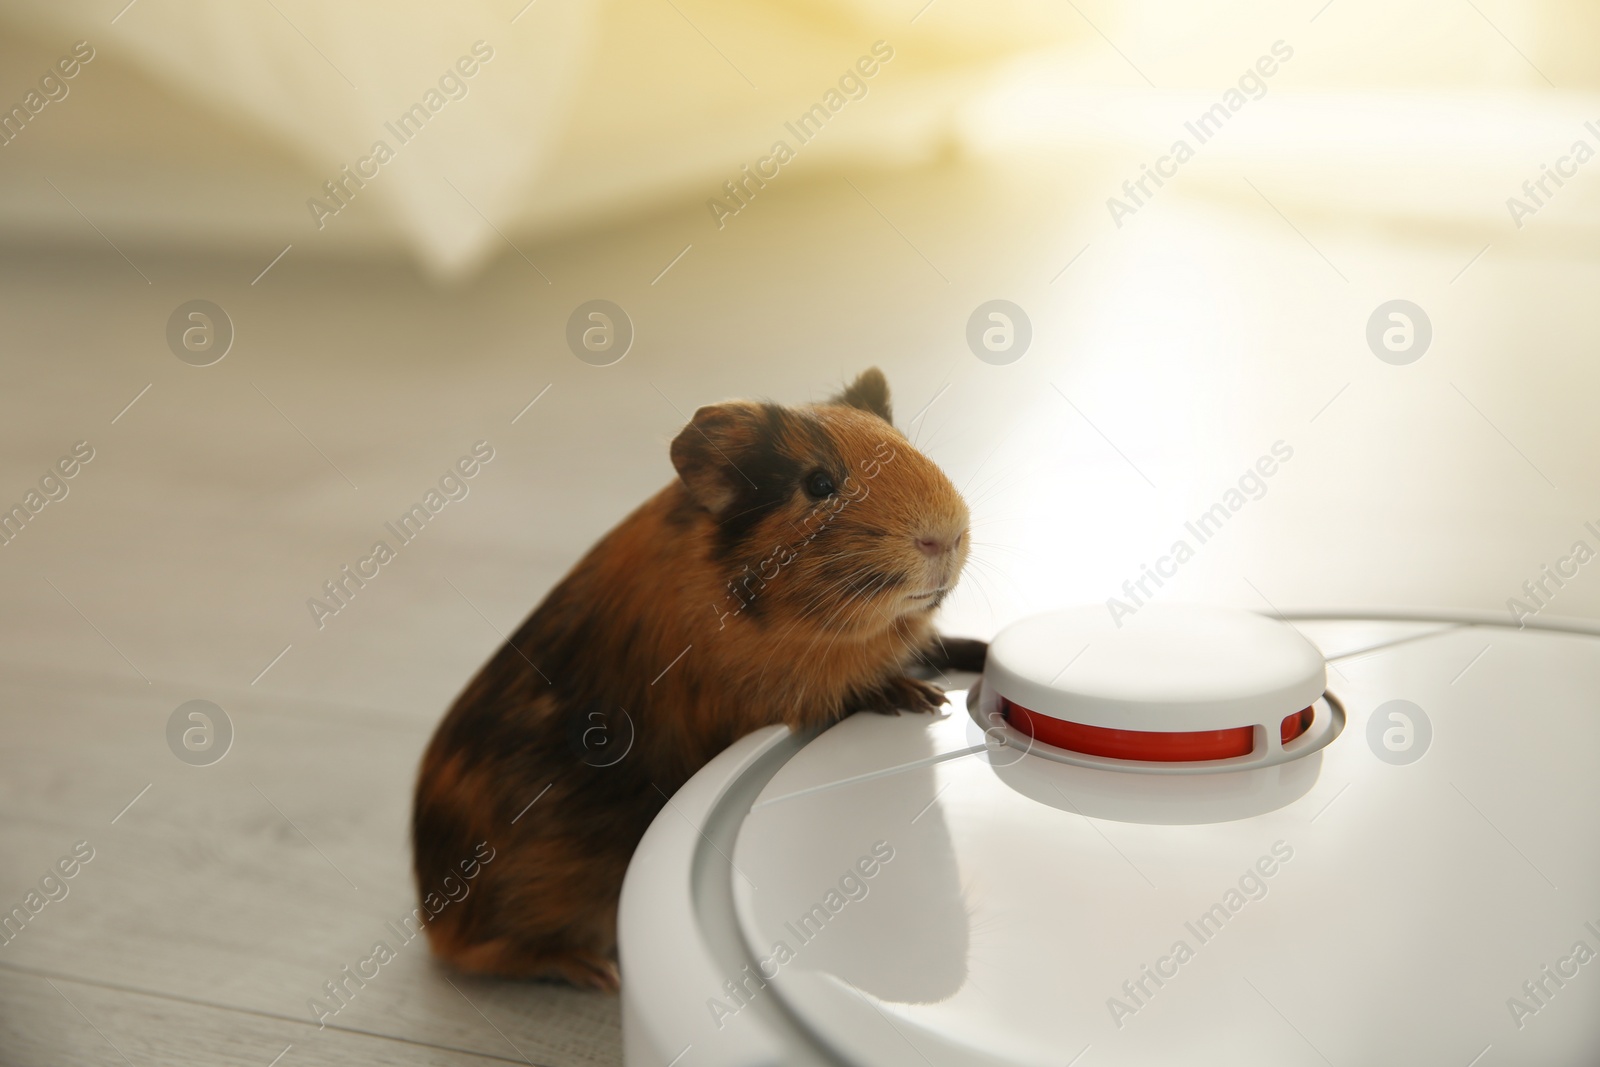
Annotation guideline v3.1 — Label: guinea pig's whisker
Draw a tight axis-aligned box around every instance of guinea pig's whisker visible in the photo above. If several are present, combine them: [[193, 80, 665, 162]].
[[963, 564, 1000, 617], [802, 576, 877, 628], [964, 539, 1023, 570], [812, 588, 889, 662], [964, 467, 1027, 505], [760, 558, 890, 662], [724, 542, 855, 624], [803, 567, 878, 638], [822, 569, 896, 634], [855, 571, 904, 628], [792, 559, 883, 621], [790, 561, 870, 615], [767, 577, 860, 651]]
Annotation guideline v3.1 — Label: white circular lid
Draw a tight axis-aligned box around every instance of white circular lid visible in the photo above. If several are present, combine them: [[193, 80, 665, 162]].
[[984, 604, 1326, 732]]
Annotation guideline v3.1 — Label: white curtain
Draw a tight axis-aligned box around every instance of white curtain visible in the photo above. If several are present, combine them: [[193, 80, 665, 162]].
[[0, 0, 1589, 278]]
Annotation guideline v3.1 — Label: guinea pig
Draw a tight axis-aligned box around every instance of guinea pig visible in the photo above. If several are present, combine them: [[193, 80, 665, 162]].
[[411, 368, 985, 990]]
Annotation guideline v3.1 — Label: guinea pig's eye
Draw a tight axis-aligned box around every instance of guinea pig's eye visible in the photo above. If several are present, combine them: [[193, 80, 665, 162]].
[[803, 469, 837, 499]]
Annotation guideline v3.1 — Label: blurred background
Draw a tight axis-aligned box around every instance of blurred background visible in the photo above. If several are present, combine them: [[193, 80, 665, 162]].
[[1, 0, 1596, 1063]]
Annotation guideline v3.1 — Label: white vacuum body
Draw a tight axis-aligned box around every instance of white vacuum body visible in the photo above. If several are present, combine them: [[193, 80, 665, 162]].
[[619, 608, 1600, 1065]]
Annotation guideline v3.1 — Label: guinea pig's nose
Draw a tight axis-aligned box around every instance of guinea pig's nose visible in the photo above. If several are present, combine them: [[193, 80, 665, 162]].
[[914, 529, 963, 557]]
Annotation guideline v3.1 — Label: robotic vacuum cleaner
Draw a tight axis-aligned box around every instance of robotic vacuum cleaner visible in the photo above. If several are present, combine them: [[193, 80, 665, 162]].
[[619, 606, 1600, 1065]]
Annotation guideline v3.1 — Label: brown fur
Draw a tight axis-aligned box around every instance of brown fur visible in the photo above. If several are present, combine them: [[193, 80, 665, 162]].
[[410, 369, 979, 990]]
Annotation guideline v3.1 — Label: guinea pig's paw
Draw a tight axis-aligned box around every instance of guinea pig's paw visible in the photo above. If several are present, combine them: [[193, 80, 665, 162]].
[[546, 950, 621, 993], [858, 675, 949, 716]]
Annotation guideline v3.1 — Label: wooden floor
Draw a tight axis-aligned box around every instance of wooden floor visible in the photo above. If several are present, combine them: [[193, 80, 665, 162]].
[[0, 662, 624, 1066], [0, 248, 689, 1063]]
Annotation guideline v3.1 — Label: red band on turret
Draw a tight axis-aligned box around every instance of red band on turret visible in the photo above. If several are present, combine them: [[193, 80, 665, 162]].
[[1003, 700, 1315, 762]]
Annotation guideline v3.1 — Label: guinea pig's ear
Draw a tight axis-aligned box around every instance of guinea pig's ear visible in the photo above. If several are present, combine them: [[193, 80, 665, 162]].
[[831, 368, 893, 424], [670, 402, 762, 514]]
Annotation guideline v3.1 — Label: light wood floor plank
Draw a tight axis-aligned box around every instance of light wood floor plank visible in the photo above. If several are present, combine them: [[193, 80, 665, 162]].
[[0, 965, 574, 1066], [0, 669, 622, 1066]]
